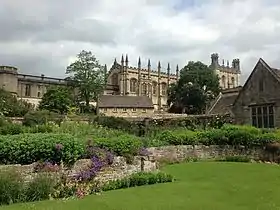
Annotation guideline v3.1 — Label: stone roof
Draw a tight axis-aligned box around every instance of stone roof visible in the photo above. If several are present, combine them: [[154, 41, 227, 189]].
[[207, 87, 241, 115], [99, 95, 154, 108]]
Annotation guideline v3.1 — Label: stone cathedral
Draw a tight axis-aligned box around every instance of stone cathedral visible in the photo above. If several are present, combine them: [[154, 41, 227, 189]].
[[104, 53, 241, 111], [104, 55, 179, 111]]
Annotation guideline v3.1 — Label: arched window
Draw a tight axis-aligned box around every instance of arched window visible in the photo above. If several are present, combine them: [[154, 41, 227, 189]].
[[161, 82, 167, 96], [221, 75, 226, 88], [152, 82, 157, 95], [142, 83, 147, 95], [130, 78, 137, 93], [231, 77, 235, 88], [111, 73, 118, 86]]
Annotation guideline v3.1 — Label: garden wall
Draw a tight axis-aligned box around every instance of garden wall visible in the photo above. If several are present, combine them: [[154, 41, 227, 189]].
[[0, 156, 158, 183], [147, 145, 267, 162]]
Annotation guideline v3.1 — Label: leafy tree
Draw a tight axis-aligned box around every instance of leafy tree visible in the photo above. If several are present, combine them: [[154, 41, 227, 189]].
[[66, 50, 106, 112], [168, 61, 220, 114], [0, 88, 33, 117], [38, 86, 73, 114]]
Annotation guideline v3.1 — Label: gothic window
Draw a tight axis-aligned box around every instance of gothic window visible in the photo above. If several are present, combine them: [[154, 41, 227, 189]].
[[130, 78, 137, 93], [231, 77, 235, 88], [25, 84, 31, 97], [142, 83, 148, 95], [111, 73, 118, 86], [161, 82, 167, 96], [251, 105, 274, 128], [221, 75, 226, 89], [152, 82, 157, 95]]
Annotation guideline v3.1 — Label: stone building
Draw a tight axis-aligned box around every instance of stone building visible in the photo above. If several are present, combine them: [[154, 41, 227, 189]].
[[98, 95, 154, 117], [210, 53, 241, 89], [0, 53, 241, 112], [105, 55, 179, 111], [208, 58, 280, 128]]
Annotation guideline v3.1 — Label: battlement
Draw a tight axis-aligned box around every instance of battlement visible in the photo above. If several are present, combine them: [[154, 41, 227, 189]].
[[210, 53, 241, 74], [0, 65, 18, 74]]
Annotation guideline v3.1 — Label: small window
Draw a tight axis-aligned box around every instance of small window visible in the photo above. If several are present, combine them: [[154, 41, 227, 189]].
[[103, 108, 107, 113], [113, 108, 117, 112], [142, 108, 147, 113], [132, 108, 136, 112], [37, 92, 41, 98], [122, 108, 127, 112]]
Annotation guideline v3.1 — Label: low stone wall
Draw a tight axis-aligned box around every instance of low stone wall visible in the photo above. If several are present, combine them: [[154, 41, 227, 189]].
[[147, 145, 266, 162], [0, 156, 158, 183]]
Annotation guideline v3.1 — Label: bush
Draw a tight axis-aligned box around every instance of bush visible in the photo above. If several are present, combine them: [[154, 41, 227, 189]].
[[218, 156, 251, 163], [0, 123, 24, 135], [102, 172, 173, 191], [23, 110, 63, 127], [0, 133, 84, 165], [93, 134, 143, 157], [24, 173, 56, 202], [0, 168, 24, 205]]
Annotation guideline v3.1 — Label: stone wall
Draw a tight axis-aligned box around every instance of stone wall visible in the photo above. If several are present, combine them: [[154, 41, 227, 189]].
[[147, 145, 265, 162], [0, 156, 158, 183]]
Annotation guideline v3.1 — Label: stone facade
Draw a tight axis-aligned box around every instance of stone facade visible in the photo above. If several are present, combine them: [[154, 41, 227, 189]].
[[147, 145, 265, 161], [210, 53, 241, 90], [232, 58, 280, 128], [0, 53, 241, 111]]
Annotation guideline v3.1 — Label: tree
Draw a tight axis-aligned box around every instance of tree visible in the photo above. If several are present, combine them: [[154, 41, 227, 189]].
[[168, 61, 220, 114], [0, 88, 33, 117], [38, 86, 73, 114], [66, 50, 106, 112]]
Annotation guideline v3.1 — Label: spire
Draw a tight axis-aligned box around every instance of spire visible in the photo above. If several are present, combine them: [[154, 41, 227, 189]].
[[148, 59, 151, 67], [138, 56, 141, 66], [176, 64, 179, 80], [121, 54, 124, 65], [222, 59, 225, 66], [125, 54, 128, 66], [158, 61, 161, 69], [104, 64, 107, 83], [167, 63, 170, 74], [114, 58, 117, 65], [227, 60, 229, 67]]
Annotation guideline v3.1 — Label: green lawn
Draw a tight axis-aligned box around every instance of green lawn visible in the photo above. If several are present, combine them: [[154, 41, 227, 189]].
[[2, 162, 280, 210]]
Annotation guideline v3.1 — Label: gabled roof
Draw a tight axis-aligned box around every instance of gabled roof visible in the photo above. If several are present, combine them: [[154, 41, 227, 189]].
[[99, 95, 154, 108], [232, 58, 280, 107], [207, 87, 241, 115]]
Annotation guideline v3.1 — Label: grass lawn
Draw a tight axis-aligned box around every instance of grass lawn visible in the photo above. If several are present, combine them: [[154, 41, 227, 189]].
[[1, 162, 280, 210]]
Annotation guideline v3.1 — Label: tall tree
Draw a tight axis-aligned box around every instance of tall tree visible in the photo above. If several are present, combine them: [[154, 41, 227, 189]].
[[38, 86, 73, 114], [66, 50, 106, 112], [168, 61, 220, 114]]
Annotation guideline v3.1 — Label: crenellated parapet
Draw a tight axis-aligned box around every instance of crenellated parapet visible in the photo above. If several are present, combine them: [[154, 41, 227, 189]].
[[210, 53, 241, 74]]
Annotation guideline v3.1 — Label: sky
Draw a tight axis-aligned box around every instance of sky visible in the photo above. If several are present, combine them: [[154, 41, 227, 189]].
[[1, 0, 280, 84]]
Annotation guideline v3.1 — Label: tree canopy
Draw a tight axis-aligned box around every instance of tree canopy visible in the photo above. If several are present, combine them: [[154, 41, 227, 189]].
[[38, 86, 73, 114], [168, 61, 220, 114], [0, 88, 33, 117], [66, 50, 106, 111]]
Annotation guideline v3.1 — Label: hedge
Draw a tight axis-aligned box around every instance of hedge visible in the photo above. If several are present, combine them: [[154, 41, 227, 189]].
[[153, 125, 280, 147]]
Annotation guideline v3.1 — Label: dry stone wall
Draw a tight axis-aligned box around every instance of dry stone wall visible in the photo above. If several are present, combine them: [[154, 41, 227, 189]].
[[147, 145, 265, 162]]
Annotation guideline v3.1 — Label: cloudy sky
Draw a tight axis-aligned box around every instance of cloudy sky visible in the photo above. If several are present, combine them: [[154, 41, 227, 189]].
[[1, 0, 280, 83]]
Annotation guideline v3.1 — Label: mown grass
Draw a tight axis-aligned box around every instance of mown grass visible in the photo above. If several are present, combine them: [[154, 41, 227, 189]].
[[1, 162, 280, 210]]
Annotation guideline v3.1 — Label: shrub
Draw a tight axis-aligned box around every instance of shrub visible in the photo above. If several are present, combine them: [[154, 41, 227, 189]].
[[198, 129, 228, 145], [0, 168, 24, 205], [23, 110, 63, 126], [102, 172, 174, 191], [24, 173, 56, 202], [93, 134, 143, 157], [0, 123, 24, 135], [218, 156, 251, 163], [0, 133, 84, 165]]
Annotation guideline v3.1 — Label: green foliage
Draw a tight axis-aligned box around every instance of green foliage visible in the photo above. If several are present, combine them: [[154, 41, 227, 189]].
[[168, 61, 220, 114], [0, 123, 24, 135], [218, 156, 251, 163], [66, 50, 106, 110], [0, 133, 84, 165], [23, 110, 63, 126], [0, 168, 24, 205], [93, 134, 143, 156], [39, 86, 73, 114], [24, 173, 56, 202], [0, 88, 33, 117], [102, 172, 174, 191]]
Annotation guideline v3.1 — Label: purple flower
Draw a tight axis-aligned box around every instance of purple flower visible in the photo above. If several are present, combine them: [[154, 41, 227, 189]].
[[55, 143, 64, 151], [139, 147, 151, 156]]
